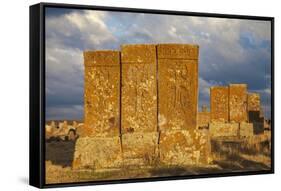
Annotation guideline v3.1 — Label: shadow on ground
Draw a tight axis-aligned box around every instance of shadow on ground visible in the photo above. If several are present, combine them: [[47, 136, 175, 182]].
[[46, 140, 76, 167]]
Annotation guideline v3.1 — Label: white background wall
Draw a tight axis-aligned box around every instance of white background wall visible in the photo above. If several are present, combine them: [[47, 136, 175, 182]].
[[0, 0, 279, 190]]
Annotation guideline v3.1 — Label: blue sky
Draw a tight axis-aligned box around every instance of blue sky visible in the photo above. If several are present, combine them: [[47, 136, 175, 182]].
[[45, 8, 272, 120]]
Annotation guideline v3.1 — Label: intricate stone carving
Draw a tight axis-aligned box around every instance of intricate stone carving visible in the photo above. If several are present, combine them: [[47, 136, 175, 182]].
[[229, 84, 248, 123], [84, 51, 120, 137], [158, 44, 198, 131], [247, 93, 260, 112], [121, 44, 157, 133], [210, 86, 229, 122], [157, 44, 199, 60]]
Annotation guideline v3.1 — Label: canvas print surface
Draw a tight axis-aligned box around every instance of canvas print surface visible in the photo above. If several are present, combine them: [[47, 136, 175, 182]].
[[45, 7, 272, 184]]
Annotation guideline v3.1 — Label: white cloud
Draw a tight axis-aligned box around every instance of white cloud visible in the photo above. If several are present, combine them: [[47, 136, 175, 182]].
[[199, 77, 223, 99], [46, 10, 116, 49]]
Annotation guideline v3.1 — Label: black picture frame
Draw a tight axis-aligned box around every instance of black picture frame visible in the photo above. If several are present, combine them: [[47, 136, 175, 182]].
[[29, 2, 275, 188]]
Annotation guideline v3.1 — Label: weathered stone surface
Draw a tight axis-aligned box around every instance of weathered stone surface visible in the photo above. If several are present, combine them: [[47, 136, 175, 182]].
[[157, 44, 199, 60], [159, 129, 210, 165], [84, 50, 120, 66], [84, 51, 120, 137], [240, 122, 254, 137], [122, 132, 159, 166], [210, 86, 229, 123], [247, 93, 262, 123], [197, 111, 210, 128], [72, 136, 122, 169], [229, 84, 248, 123], [121, 44, 157, 133], [209, 122, 239, 137], [158, 44, 198, 131], [247, 93, 260, 112]]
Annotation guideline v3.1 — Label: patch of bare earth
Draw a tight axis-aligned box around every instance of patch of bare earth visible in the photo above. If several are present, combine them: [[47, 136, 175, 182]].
[[45, 136, 271, 184]]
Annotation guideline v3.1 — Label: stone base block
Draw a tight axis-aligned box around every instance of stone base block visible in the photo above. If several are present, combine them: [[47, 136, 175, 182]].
[[122, 132, 159, 166], [253, 122, 264, 135], [209, 122, 239, 137], [159, 130, 210, 166], [240, 122, 254, 137], [72, 136, 122, 170]]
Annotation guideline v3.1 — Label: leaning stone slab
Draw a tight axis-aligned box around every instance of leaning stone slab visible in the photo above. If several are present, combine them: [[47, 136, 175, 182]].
[[72, 136, 122, 170], [209, 122, 239, 137], [159, 129, 210, 165], [122, 132, 159, 166]]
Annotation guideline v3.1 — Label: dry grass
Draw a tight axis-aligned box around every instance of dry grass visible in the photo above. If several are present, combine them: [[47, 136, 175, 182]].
[[45, 134, 271, 184]]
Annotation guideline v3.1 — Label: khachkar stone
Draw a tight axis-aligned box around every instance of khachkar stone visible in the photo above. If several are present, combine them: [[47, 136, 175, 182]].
[[158, 44, 209, 165], [83, 50, 121, 137], [121, 44, 157, 133], [229, 84, 248, 123], [210, 86, 229, 122], [247, 93, 261, 123], [121, 44, 158, 166], [158, 44, 198, 131], [247, 93, 260, 111], [72, 50, 122, 170]]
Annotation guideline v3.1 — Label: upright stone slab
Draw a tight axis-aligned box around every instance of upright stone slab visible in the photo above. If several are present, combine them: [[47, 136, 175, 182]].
[[210, 86, 229, 123], [158, 44, 198, 131], [247, 93, 261, 123], [247, 93, 260, 111], [157, 44, 209, 165], [121, 44, 157, 133], [84, 51, 120, 137], [229, 84, 248, 123]]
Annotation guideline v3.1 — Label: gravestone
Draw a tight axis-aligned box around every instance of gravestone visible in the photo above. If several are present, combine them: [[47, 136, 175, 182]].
[[73, 50, 122, 170], [229, 84, 248, 123], [247, 93, 261, 123], [158, 44, 198, 131], [157, 44, 208, 165], [83, 50, 121, 137], [121, 44, 157, 133], [210, 86, 229, 122]]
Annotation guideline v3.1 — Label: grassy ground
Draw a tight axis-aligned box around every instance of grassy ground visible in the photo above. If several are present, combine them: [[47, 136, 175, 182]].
[[45, 135, 271, 184]]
